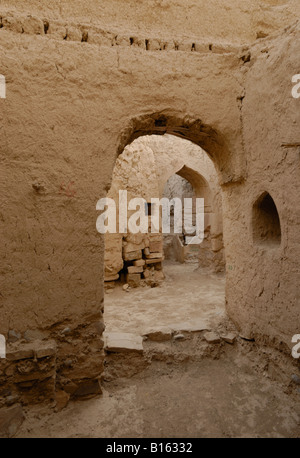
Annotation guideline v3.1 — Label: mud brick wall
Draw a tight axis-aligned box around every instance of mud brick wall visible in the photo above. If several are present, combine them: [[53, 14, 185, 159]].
[[0, 0, 299, 404]]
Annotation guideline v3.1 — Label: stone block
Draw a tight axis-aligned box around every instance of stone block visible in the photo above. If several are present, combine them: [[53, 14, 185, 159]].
[[147, 38, 162, 51], [123, 250, 142, 261], [6, 347, 34, 361], [47, 23, 67, 40], [127, 265, 143, 274], [149, 234, 162, 242], [88, 31, 113, 46], [22, 16, 44, 35], [123, 241, 145, 253], [115, 35, 131, 46], [177, 40, 193, 51], [146, 252, 163, 259], [133, 259, 145, 267], [145, 257, 164, 264], [105, 332, 143, 353], [104, 273, 119, 281], [35, 340, 57, 359], [124, 233, 145, 245], [65, 26, 82, 42], [2, 15, 24, 33]]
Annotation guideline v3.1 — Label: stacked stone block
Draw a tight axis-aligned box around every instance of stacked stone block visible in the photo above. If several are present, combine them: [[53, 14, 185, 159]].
[[122, 234, 164, 287]]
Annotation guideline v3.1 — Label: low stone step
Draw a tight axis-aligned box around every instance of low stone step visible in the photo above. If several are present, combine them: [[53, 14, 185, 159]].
[[104, 332, 143, 354]]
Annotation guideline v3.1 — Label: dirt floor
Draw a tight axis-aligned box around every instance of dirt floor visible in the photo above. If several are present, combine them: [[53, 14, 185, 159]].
[[104, 260, 226, 335], [16, 346, 300, 438], [15, 261, 300, 438]]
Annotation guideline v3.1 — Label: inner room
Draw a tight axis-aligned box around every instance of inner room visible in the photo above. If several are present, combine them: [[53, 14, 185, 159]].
[[103, 134, 226, 337]]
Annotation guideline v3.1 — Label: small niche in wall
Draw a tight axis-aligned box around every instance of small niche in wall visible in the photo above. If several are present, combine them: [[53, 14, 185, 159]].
[[252, 192, 281, 247]]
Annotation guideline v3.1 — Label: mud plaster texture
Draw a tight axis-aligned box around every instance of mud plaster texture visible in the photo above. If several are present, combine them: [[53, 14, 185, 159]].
[[0, 0, 299, 408]]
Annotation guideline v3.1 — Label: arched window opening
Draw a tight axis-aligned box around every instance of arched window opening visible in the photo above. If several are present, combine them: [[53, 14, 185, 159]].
[[252, 192, 281, 247]]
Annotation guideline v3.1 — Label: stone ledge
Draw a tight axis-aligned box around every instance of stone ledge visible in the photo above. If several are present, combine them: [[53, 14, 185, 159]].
[[104, 332, 144, 353]]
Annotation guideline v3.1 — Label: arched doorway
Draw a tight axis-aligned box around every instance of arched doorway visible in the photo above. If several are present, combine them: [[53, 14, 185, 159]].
[[162, 166, 224, 271], [102, 133, 226, 336]]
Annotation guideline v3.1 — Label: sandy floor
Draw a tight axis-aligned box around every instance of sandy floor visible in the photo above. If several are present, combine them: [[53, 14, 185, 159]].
[[17, 352, 300, 438], [104, 260, 226, 335], [14, 261, 300, 438]]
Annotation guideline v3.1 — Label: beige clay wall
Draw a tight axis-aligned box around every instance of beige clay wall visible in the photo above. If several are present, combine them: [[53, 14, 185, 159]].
[[0, 24, 246, 399], [224, 22, 300, 343], [0, 1, 299, 400], [0, 0, 299, 45]]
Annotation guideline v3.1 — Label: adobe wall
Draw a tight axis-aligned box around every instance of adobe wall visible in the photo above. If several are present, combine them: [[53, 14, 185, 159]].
[[0, 23, 244, 401], [0, 1, 299, 401], [1, 0, 299, 45], [224, 22, 300, 345]]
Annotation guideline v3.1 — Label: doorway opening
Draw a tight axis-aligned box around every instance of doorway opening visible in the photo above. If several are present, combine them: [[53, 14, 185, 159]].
[[103, 133, 226, 337]]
